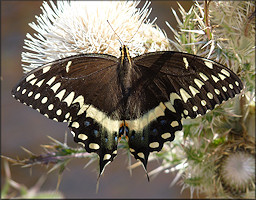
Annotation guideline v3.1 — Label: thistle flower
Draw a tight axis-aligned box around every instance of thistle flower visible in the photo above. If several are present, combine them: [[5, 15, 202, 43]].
[[22, 0, 169, 73], [8, 0, 255, 198], [215, 138, 255, 198]]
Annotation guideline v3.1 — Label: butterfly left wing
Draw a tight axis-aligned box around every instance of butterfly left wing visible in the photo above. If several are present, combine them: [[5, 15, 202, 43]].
[[124, 51, 243, 170], [11, 54, 123, 175]]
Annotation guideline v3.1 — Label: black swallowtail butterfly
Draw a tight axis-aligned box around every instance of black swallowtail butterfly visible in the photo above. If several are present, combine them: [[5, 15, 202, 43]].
[[12, 45, 243, 176]]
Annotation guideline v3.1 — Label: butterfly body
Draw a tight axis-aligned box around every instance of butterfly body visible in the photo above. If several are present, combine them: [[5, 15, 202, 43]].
[[12, 45, 243, 176]]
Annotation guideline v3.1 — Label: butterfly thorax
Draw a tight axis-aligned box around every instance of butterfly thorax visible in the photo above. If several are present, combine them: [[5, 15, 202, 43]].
[[118, 45, 134, 97]]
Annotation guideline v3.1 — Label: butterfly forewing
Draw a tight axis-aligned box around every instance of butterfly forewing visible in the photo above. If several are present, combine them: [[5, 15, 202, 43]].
[[133, 51, 243, 119], [12, 54, 122, 120]]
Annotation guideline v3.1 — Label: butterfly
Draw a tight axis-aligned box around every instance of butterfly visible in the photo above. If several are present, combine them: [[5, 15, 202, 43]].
[[12, 45, 243, 177]]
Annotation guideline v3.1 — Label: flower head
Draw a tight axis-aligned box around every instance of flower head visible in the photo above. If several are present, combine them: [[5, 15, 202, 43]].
[[22, 1, 169, 73], [215, 139, 255, 198]]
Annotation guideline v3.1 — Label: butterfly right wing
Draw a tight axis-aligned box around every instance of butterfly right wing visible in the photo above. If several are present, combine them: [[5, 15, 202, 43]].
[[124, 51, 243, 171], [11, 54, 123, 174]]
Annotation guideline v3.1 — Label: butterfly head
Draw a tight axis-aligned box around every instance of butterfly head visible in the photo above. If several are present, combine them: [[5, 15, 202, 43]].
[[120, 45, 132, 65]]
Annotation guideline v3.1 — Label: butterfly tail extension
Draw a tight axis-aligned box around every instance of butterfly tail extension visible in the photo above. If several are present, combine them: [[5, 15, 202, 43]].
[[126, 102, 182, 173], [68, 111, 120, 175]]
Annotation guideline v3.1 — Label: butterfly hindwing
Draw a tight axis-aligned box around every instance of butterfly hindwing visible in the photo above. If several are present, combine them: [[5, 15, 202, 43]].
[[126, 104, 182, 169], [69, 109, 120, 174]]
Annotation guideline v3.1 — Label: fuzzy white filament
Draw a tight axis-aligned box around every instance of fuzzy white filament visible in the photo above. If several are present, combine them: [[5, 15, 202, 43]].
[[22, 1, 169, 73]]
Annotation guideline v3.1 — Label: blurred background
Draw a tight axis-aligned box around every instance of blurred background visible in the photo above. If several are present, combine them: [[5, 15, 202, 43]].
[[1, 1, 199, 198]]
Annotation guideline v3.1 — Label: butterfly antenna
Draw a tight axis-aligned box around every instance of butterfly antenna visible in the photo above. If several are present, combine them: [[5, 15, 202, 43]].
[[128, 17, 146, 43], [107, 20, 123, 46]]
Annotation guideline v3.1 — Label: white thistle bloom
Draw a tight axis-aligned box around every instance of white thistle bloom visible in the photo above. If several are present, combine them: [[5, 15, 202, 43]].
[[221, 152, 255, 190], [22, 1, 169, 73]]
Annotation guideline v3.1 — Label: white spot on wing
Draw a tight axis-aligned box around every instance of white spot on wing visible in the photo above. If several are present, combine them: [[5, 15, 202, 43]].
[[71, 131, 75, 137], [199, 72, 209, 81], [55, 89, 66, 101], [214, 89, 220, 95], [207, 92, 213, 99], [183, 57, 189, 69], [73, 95, 84, 108], [170, 121, 179, 127], [16, 86, 21, 92], [34, 93, 40, 99], [201, 100, 207, 106], [235, 81, 239, 86], [65, 61, 72, 73], [21, 89, 26, 94], [28, 91, 33, 97], [29, 78, 37, 85], [56, 109, 62, 115], [89, 143, 100, 150], [65, 112, 70, 119], [103, 154, 111, 160], [170, 93, 182, 105], [26, 74, 35, 82], [221, 69, 230, 77], [218, 73, 226, 80], [149, 142, 159, 148], [161, 132, 171, 139], [137, 152, 145, 159], [180, 88, 191, 103], [192, 106, 198, 112], [154, 104, 165, 118], [36, 79, 45, 87], [204, 61, 213, 69], [48, 104, 54, 110], [46, 76, 56, 86], [183, 110, 188, 115], [42, 65, 51, 73], [78, 142, 85, 147], [63, 91, 75, 107], [229, 84, 233, 89], [41, 97, 48, 104], [77, 104, 90, 115], [51, 82, 61, 93], [71, 122, 79, 128], [222, 86, 227, 92], [189, 85, 200, 96], [164, 101, 176, 113], [211, 75, 219, 83], [194, 78, 204, 89], [78, 134, 88, 140]]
